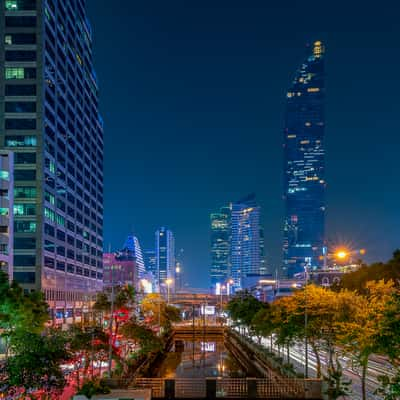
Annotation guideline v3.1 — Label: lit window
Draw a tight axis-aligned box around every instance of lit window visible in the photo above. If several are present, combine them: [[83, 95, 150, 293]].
[[0, 171, 9, 180], [5, 35, 12, 45], [0, 208, 9, 216], [5, 135, 37, 147], [5, 0, 18, 10], [307, 87, 320, 93], [44, 207, 55, 221], [5, 67, 25, 80]]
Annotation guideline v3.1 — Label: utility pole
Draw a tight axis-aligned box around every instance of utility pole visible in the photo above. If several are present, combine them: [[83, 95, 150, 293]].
[[107, 265, 116, 377]]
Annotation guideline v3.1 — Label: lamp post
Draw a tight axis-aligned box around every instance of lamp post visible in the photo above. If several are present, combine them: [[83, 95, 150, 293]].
[[304, 258, 311, 379], [220, 285, 226, 315], [227, 278, 234, 301], [166, 278, 173, 305], [107, 264, 120, 377]]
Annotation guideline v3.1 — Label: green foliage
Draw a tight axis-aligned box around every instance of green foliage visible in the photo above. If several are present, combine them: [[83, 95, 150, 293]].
[[252, 305, 274, 338], [114, 284, 136, 309], [93, 291, 111, 312], [324, 358, 352, 400], [120, 319, 163, 355], [77, 379, 111, 398], [141, 293, 181, 331], [227, 290, 265, 327], [0, 270, 48, 336], [375, 372, 400, 400], [4, 329, 69, 395], [338, 250, 400, 293]]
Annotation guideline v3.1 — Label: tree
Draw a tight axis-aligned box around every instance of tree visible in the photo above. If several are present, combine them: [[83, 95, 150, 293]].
[[3, 329, 70, 398], [0, 270, 49, 358], [270, 285, 356, 398], [76, 379, 110, 399], [337, 280, 396, 400], [338, 250, 400, 293], [67, 324, 109, 388], [141, 293, 181, 332], [120, 320, 162, 356], [373, 290, 400, 399], [93, 291, 110, 326], [226, 291, 265, 333]]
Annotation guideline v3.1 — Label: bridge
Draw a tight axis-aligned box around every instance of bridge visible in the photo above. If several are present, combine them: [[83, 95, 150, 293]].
[[168, 292, 228, 306]]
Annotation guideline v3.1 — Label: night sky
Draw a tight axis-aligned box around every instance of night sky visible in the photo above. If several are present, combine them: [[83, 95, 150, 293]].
[[87, 0, 400, 288]]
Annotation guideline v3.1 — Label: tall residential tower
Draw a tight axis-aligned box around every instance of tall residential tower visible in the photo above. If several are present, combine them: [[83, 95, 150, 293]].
[[1, 0, 104, 318], [283, 41, 326, 277]]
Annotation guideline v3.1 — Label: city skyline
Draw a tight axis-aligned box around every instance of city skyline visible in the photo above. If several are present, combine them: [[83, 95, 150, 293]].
[[87, 1, 400, 288]]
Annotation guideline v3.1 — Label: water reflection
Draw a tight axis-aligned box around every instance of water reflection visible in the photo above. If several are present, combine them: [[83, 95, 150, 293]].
[[159, 338, 246, 379]]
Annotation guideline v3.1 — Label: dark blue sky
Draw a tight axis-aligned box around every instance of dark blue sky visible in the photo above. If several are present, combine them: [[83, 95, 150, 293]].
[[87, 0, 400, 288]]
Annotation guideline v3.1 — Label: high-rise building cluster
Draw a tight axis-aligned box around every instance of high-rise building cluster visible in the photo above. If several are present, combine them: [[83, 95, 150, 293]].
[[210, 41, 326, 285], [210, 194, 266, 292], [1, 0, 104, 321], [0, 0, 326, 316], [103, 227, 183, 295]]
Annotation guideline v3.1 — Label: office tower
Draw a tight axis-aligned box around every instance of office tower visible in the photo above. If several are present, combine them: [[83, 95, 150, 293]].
[[1, 1, 104, 318], [143, 248, 156, 276], [231, 194, 263, 290], [210, 205, 231, 289], [103, 252, 135, 289], [259, 226, 267, 275], [103, 235, 145, 291], [155, 227, 175, 287], [283, 41, 326, 277], [0, 151, 14, 281], [121, 235, 145, 280]]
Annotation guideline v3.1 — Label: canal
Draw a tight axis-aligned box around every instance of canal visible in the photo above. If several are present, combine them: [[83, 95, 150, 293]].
[[157, 333, 251, 379]]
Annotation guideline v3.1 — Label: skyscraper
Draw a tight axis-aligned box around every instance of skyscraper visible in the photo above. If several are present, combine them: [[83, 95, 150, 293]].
[[1, 1, 104, 318], [122, 235, 146, 280], [210, 205, 231, 288], [283, 41, 326, 277], [155, 227, 175, 288], [103, 235, 145, 291], [231, 194, 263, 290], [143, 248, 156, 276]]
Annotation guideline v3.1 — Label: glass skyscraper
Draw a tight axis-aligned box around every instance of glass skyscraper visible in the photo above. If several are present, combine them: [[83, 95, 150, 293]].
[[1, 0, 104, 319], [283, 41, 326, 277], [210, 205, 231, 288], [155, 227, 175, 288], [231, 194, 263, 290]]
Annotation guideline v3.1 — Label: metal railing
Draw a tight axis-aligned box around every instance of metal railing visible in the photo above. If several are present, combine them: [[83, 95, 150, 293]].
[[134, 378, 165, 398], [133, 377, 321, 398], [175, 378, 206, 398]]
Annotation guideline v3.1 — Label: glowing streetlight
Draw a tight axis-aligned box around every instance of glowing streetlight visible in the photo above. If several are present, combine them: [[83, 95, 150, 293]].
[[336, 250, 348, 259], [165, 278, 173, 304]]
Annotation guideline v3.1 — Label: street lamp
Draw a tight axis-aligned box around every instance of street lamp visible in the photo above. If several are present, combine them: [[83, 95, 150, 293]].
[[304, 257, 311, 379], [165, 278, 173, 305], [335, 250, 348, 260], [220, 285, 226, 315]]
